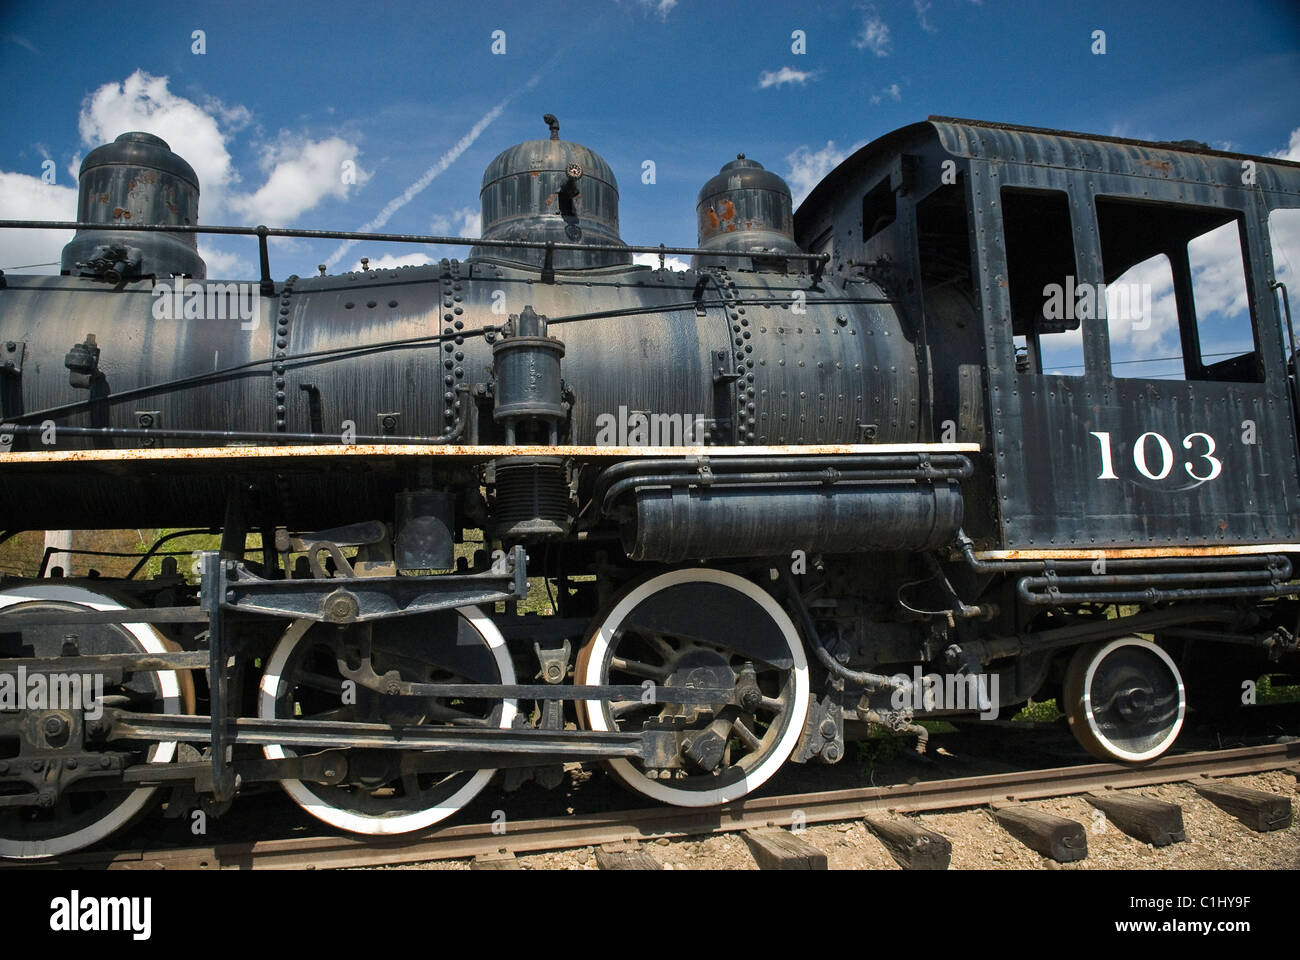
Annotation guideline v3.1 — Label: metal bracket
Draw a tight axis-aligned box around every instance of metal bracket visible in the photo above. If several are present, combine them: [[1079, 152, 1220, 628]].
[[713, 349, 741, 384], [299, 383, 323, 433], [0, 340, 25, 376], [215, 543, 528, 623], [136, 410, 161, 448]]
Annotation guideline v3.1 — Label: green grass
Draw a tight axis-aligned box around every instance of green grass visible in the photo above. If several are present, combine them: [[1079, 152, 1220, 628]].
[[1257, 674, 1300, 705], [1012, 698, 1064, 722]]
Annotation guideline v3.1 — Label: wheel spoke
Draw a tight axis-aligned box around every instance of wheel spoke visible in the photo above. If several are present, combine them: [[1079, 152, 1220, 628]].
[[757, 696, 784, 715], [423, 701, 491, 724], [648, 635, 676, 661], [610, 656, 670, 681], [610, 699, 657, 719], [732, 717, 762, 751], [304, 706, 353, 723], [296, 671, 346, 695]]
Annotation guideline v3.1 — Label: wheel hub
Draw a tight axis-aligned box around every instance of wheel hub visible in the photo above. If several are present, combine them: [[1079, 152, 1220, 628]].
[[664, 649, 735, 718], [1116, 685, 1151, 720]]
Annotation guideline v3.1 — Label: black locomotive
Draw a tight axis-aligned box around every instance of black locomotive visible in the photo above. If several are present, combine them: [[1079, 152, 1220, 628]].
[[0, 115, 1297, 857]]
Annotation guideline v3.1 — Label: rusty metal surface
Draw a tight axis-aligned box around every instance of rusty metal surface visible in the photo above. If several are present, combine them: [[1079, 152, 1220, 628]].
[[977, 544, 1300, 560], [0, 441, 980, 465]]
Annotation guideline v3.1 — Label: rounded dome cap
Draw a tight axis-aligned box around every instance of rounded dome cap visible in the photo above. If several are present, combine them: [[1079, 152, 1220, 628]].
[[472, 116, 630, 270], [62, 130, 205, 279], [694, 154, 802, 269], [79, 131, 200, 189]]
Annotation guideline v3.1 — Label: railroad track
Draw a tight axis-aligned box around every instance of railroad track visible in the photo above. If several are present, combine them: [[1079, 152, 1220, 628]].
[[8, 740, 1297, 871]]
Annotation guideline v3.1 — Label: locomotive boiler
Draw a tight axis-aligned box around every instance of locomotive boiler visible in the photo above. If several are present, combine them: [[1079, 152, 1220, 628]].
[[0, 114, 1298, 858]]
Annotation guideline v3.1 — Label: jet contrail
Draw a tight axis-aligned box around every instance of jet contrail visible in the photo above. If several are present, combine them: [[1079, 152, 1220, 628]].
[[325, 58, 554, 268]]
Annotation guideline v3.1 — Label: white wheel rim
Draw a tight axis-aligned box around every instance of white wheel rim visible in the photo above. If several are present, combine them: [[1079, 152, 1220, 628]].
[[259, 606, 516, 836], [583, 568, 809, 807], [1081, 637, 1185, 762], [0, 584, 180, 860]]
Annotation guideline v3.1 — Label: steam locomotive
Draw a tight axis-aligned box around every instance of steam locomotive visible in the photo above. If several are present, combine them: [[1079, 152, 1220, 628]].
[[1, 113, 1298, 858]]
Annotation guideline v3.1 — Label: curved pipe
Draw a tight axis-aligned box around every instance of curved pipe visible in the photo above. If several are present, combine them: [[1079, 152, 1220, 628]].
[[780, 568, 906, 693]]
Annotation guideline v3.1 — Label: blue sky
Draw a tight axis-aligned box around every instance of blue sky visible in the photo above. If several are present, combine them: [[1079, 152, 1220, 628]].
[[2, 0, 1298, 280]]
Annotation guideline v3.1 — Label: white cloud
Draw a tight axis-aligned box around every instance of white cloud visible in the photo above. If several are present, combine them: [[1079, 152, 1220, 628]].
[[5, 34, 39, 55], [1270, 127, 1300, 163], [914, 0, 935, 32], [0, 172, 77, 273], [76, 71, 365, 227], [871, 82, 902, 105], [431, 205, 481, 238], [1271, 208, 1300, 290], [77, 70, 240, 211], [1105, 254, 1180, 360], [785, 139, 867, 207], [758, 66, 817, 89], [351, 252, 437, 271], [325, 99, 507, 267], [633, 252, 689, 271], [229, 135, 368, 224], [636, 0, 677, 19], [197, 242, 254, 279], [854, 10, 891, 56]]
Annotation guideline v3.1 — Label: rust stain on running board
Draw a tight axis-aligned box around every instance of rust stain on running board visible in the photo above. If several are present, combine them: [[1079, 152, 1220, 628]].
[[0, 441, 982, 465]]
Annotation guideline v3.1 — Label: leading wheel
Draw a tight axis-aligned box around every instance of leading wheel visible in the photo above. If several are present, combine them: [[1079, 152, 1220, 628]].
[[1063, 636, 1185, 762], [577, 568, 809, 806], [259, 606, 515, 836], [0, 584, 182, 860]]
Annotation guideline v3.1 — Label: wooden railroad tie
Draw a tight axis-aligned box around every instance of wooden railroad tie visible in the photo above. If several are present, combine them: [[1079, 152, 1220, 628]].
[[1193, 780, 1293, 832], [595, 843, 663, 870], [1085, 792, 1186, 846], [470, 850, 522, 870], [992, 806, 1087, 863], [863, 815, 952, 870], [742, 828, 828, 870]]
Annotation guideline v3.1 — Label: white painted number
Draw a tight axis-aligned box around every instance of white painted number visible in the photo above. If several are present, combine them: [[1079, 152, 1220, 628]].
[[1089, 431, 1118, 480], [1091, 430, 1224, 483], [1182, 432, 1222, 481], [1133, 431, 1173, 480]]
